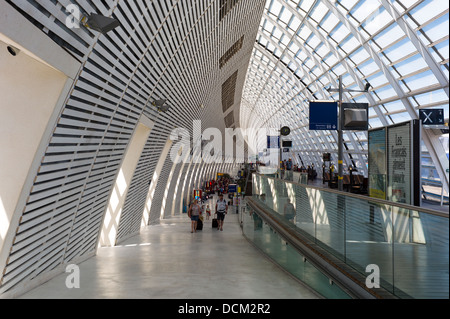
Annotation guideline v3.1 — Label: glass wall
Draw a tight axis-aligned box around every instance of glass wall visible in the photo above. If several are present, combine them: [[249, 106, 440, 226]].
[[252, 173, 449, 299], [241, 0, 449, 195], [240, 206, 351, 299]]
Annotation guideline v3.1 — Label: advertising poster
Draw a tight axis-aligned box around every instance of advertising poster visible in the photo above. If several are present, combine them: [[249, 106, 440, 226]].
[[387, 122, 411, 204], [368, 128, 387, 200]]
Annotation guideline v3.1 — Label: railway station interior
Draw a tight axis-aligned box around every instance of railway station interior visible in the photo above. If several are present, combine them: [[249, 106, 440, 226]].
[[0, 0, 448, 300]]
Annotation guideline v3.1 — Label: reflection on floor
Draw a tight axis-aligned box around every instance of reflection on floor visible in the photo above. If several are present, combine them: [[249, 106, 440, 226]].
[[19, 211, 320, 299]]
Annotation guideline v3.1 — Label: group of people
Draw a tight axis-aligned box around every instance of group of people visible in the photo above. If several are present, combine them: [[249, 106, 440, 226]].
[[280, 159, 293, 171], [205, 176, 233, 195], [187, 194, 228, 233], [280, 159, 318, 181], [292, 164, 317, 181]]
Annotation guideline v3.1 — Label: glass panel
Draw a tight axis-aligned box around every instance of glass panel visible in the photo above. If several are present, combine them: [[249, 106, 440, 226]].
[[392, 209, 449, 299], [241, 206, 351, 299], [251, 174, 449, 298], [403, 70, 440, 92], [313, 190, 346, 259], [345, 199, 394, 293], [295, 185, 316, 238]]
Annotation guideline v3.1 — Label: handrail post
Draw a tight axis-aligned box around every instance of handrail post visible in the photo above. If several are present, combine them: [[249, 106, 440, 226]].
[[338, 75, 344, 192]]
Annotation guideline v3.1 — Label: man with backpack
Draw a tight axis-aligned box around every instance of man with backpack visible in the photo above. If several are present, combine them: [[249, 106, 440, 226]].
[[215, 194, 228, 231]]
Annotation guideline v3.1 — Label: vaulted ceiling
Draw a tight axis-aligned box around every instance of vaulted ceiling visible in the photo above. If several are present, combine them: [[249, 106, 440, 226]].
[[240, 0, 448, 188], [0, 0, 448, 297]]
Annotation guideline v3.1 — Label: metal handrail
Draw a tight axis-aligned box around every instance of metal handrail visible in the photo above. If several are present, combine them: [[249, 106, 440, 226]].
[[254, 173, 448, 218], [244, 197, 391, 299]]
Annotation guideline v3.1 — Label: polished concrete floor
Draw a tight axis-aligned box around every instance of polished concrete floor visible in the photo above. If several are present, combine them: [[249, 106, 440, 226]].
[[19, 212, 320, 299]]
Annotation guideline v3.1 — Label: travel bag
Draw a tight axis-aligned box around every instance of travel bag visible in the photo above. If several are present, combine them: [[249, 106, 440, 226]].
[[212, 213, 218, 228]]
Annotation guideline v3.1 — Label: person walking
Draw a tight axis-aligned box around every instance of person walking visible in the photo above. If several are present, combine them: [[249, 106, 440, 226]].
[[188, 199, 201, 233], [215, 194, 228, 231], [205, 204, 211, 220]]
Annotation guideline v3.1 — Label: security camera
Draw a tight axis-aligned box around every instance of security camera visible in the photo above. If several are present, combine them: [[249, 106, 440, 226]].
[[7, 45, 20, 56], [364, 82, 372, 92]]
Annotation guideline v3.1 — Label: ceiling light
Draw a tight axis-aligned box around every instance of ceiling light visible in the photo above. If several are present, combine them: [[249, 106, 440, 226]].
[[151, 99, 170, 113], [81, 13, 120, 34], [7, 45, 20, 56]]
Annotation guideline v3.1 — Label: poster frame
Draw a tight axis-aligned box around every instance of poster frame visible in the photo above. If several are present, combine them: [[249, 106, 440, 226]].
[[368, 127, 387, 200], [385, 120, 421, 206]]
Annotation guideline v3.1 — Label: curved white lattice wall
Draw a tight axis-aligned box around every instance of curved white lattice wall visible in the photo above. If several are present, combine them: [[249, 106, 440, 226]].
[[0, 0, 265, 297]]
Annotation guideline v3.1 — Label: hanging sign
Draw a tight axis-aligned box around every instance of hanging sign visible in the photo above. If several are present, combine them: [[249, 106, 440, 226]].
[[267, 136, 280, 149], [309, 101, 338, 131]]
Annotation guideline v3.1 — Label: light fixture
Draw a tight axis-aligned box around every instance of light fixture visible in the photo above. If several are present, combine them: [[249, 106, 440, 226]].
[[7, 45, 20, 56], [151, 99, 170, 113], [326, 82, 372, 94], [81, 13, 120, 34]]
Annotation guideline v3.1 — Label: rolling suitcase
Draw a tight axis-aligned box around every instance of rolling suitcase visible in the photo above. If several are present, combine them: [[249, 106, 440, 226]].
[[196, 218, 203, 231], [212, 213, 218, 228]]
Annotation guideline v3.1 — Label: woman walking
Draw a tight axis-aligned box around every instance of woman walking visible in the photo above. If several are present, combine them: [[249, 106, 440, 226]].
[[188, 199, 201, 233]]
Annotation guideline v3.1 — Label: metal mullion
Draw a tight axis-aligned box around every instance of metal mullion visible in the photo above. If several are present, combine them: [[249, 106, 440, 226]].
[[280, 0, 390, 128], [249, 46, 334, 160], [249, 1, 317, 114], [262, 13, 359, 171], [379, 0, 449, 97], [324, 0, 449, 193]]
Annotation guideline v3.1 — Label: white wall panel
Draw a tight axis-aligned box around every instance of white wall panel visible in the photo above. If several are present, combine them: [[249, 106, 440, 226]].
[[0, 0, 266, 297]]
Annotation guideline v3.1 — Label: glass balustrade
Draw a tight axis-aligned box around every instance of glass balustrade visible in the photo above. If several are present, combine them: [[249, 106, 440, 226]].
[[240, 205, 351, 299], [249, 173, 449, 299]]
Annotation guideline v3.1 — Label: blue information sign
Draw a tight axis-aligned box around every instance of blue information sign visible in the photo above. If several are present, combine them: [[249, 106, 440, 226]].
[[309, 102, 338, 131], [267, 136, 280, 149]]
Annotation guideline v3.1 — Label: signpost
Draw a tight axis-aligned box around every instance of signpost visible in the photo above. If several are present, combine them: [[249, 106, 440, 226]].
[[277, 127, 291, 170], [342, 103, 369, 131], [324, 76, 372, 191], [282, 140, 292, 148], [228, 184, 237, 193]]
